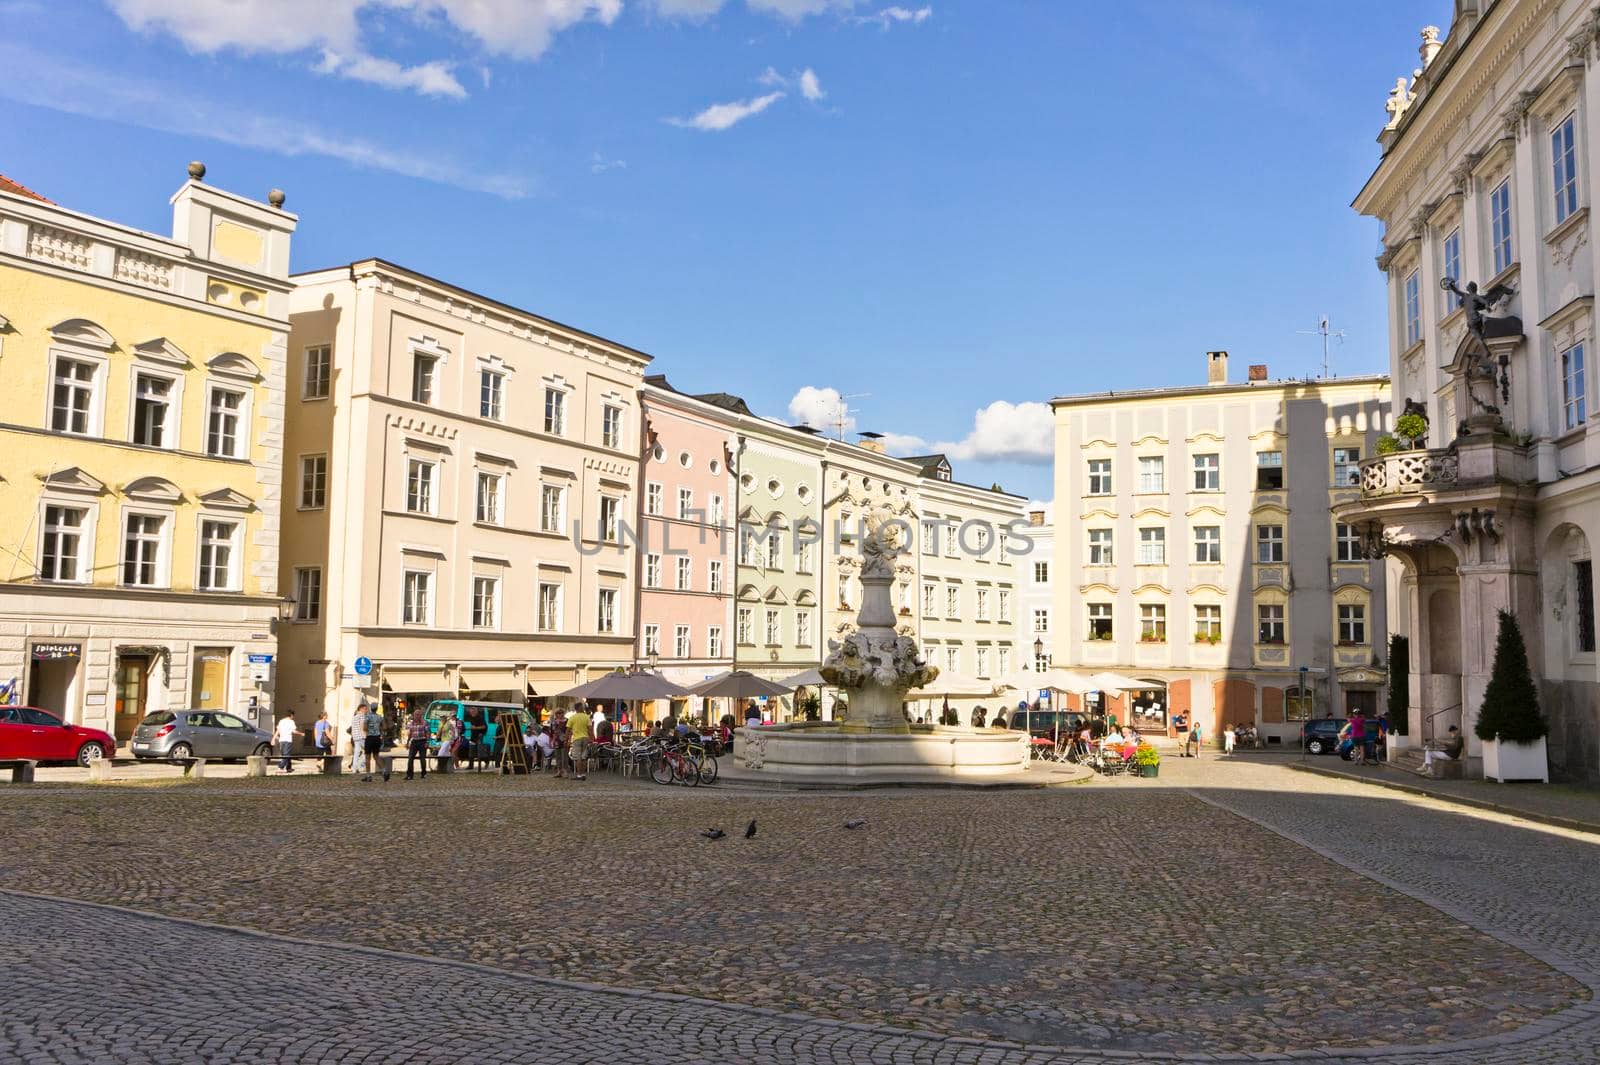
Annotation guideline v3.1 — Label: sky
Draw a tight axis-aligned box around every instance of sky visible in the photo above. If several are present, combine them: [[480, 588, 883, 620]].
[[0, 1, 1453, 500]]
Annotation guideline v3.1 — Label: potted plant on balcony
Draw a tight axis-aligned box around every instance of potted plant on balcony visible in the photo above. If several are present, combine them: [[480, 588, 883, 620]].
[[1474, 610, 1549, 783], [1133, 744, 1161, 778], [1194, 632, 1221, 645], [1375, 434, 1400, 455], [1394, 411, 1429, 450]]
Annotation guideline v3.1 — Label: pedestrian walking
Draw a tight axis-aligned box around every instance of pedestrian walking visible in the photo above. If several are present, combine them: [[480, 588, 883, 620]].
[[567, 700, 593, 781], [348, 703, 369, 774], [549, 705, 569, 778], [1223, 725, 1236, 755], [313, 710, 333, 761], [404, 707, 430, 780], [275, 713, 302, 772], [359, 703, 382, 781], [1185, 717, 1203, 759], [435, 712, 458, 773]]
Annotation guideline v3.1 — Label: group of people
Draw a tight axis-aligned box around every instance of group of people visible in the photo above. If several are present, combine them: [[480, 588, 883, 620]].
[[1337, 713, 1390, 766]]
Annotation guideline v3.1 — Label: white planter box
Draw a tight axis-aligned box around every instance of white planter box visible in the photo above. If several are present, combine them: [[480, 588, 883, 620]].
[[1482, 736, 1549, 783], [1388, 733, 1410, 752]]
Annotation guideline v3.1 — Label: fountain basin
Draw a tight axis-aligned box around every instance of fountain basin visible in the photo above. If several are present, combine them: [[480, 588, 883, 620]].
[[738, 723, 1029, 780]]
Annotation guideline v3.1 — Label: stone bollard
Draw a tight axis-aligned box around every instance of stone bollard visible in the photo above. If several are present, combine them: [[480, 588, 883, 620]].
[[188, 759, 207, 780], [88, 759, 114, 783], [246, 755, 268, 778]]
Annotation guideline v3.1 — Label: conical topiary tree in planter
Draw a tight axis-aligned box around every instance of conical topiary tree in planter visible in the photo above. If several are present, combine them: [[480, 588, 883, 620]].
[[1474, 610, 1549, 782], [1387, 634, 1409, 739]]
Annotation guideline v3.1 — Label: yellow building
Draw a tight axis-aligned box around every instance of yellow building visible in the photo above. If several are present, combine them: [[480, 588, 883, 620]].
[[0, 164, 297, 748]]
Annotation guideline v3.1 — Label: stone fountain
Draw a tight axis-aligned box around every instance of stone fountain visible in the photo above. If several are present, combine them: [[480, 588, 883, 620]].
[[739, 494, 1029, 781]]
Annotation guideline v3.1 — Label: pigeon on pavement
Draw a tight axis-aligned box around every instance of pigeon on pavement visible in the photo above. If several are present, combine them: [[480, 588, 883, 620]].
[[844, 818, 867, 830], [744, 819, 757, 839], [700, 828, 726, 840]]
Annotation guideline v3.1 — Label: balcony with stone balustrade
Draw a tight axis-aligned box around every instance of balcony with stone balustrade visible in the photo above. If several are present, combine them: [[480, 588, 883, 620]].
[[1358, 450, 1459, 498]]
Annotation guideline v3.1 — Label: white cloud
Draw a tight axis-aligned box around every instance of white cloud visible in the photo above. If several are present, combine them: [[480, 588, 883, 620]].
[[758, 66, 788, 87], [798, 67, 824, 101], [318, 50, 467, 98], [788, 386, 855, 434], [405, 0, 623, 61], [931, 400, 1054, 464], [590, 151, 627, 173], [747, 0, 856, 19], [107, 0, 364, 54], [877, 431, 927, 455], [667, 90, 785, 131], [853, 5, 932, 28]]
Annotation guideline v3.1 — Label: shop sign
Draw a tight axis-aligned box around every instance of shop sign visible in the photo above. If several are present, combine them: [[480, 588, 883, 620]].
[[31, 643, 81, 661]]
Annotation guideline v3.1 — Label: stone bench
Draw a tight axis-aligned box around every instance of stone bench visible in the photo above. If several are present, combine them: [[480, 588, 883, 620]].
[[245, 754, 342, 777], [0, 759, 38, 784]]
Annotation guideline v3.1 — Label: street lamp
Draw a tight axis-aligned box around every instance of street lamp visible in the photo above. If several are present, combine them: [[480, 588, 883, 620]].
[[278, 595, 297, 622], [647, 651, 659, 673], [1032, 637, 1044, 660]]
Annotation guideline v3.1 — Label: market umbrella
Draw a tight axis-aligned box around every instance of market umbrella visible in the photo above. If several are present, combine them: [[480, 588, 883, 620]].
[[557, 671, 693, 701], [779, 668, 826, 688], [996, 669, 1096, 745], [690, 670, 793, 699], [1086, 671, 1145, 691]]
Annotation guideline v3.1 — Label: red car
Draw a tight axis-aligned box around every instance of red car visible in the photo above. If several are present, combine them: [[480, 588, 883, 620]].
[[0, 705, 115, 766]]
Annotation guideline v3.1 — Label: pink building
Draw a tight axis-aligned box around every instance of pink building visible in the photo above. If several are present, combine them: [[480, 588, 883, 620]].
[[636, 377, 737, 720]]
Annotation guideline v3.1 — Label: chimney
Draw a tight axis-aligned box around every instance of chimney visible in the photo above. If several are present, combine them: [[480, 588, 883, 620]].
[[858, 439, 885, 454], [1248, 364, 1268, 382], [1028, 509, 1046, 527], [1206, 350, 1228, 385]]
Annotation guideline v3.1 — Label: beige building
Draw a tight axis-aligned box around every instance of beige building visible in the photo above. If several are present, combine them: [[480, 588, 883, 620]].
[[1052, 353, 1392, 742], [281, 260, 648, 743]]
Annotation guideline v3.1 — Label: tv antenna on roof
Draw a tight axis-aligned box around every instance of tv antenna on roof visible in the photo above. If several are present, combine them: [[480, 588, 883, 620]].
[[1297, 315, 1346, 379], [828, 392, 871, 440]]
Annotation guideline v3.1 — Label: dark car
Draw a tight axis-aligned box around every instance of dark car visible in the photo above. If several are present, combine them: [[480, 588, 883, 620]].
[[1009, 709, 1087, 741], [1301, 717, 1348, 755]]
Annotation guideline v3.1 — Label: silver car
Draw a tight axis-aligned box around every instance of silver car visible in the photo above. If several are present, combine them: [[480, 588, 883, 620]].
[[130, 710, 273, 762]]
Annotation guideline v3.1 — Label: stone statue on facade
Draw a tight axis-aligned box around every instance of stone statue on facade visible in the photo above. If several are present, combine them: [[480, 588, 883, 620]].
[[1439, 277, 1520, 425], [1384, 76, 1415, 130], [1439, 277, 1517, 340]]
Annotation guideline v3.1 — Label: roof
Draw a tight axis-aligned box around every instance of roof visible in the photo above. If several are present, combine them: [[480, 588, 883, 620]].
[[691, 391, 754, 416], [901, 453, 952, 477], [0, 173, 51, 204], [1051, 373, 1390, 409]]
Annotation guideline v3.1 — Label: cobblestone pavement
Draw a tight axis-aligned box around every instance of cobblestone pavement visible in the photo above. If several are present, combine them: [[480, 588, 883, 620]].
[[1, 760, 1598, 1062]]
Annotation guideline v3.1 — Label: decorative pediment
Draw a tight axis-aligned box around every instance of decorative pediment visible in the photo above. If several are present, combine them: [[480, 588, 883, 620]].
[[1187, 583, 1227, 597], [736, 584, 761, 601], [1132, 582, 1171, 597], [795, 589, 817, 606], [1081, 507, 1118, 522], [1336, 665, 1386, 686], [1078, 437, 1116, 452], [763, 586, 789, 604], [1186, 504, 1225, 520], [1131, 506, 1170, 520], [50, 318, 115, 350], [132, 337, 192, 368], [199, 487, 255, 511], [1186, 431, 1224, 446], [1078, 582, 1117, 596], [207, 352, 261, 381], [124, 476, 183, 504], [1131, 435, 1167, 448], [39, 467, 105, 495], [1250, 501, 1289, 518]]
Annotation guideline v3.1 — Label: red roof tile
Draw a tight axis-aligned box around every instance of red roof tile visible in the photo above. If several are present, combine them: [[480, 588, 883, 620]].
[[0, 173, 52, 204]]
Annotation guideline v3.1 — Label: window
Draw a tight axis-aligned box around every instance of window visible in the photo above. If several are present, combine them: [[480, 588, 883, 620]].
[[708, 559, 723, 594], [602, 404, 622, 449], [765, 531, 782, 569], [1562, 342, 1587, 430], [976, 645, 991, 677], [837, 573, 852, 608], [1256, 524, 1284, 563], [403, 571, 432, 625], [643, 623, 660, 657], [922, 582, 936, 617], [1257, 603, 1285, 644], [541, 484, 565, 533], [598, 497, 619, 541], [998, 647, 1011, 675], [1088, 603, 1113, 640], [1193, 453, 1219, 491], [598, 588, 617, 633], [709, 494, 724, 525], [304, 345, 331, 399], [472, 576, 500, 629], [1087, 458, 1112, 495], [122, 514, 164, 587], [796, 610, 812, 646], [40, 505, 86, 582], [1256, 451, 1284, 490], [674, 625, 691, 658], [301, 455, 328, 510], [707, 626, 723, 658], [736, 607, 753, 645], [1335, 523, 1364, 562], [678, 487, 694, 520], [1137, 527, 1166, 565], [998, 588, 1011, 621], [945, 646, 961, 674], [1404, 270, 1421, 347], [293, 567, 321, 621], [1139, 604, 1166, 642], [1576, 560, 1595, 653], [1088, 528, 1113, 565], [765, 608, 781, 645], [132, 373, 173, 447], [1441, 229, 1461, 311], [1491, 179, 1514, 275], [645, 553, 661, 588], [1033, 561, 1049, 584], [406, 459, 434, 514], [543, 388, 566, 435], [944, 524, 958, 557], [478, 370, 504, 421], [538, 582, 562, 631], [645, 483, 663, 516], [739, 527, 757, 566], [1333, 447, 1361, 487], [946, 584, 960, 618], [999, 532, 1010, 563], [921, 520, 938, 556], [1338, 603, 1367, 644], [190, 515, 231, 590], [1194, 525, 1221, 563], [412, 353, 436, 405], [475, 471, 503, 524], [1194, 604, 1221, 642], [1553, 112, 1579, 225], [1033, 608, 1049, 634], [796, 540, 814, 573], [676, 556, 692, 590], [1285, 685, 1314, 722], [1138, 456, 1165, 493], [976, 587, 990, 621], [206, 388, 245, 458], [51, 357, 97, 435]]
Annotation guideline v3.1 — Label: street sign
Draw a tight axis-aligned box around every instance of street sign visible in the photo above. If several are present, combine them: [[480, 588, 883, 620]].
[[247, 653, 274, 683], [354, 656, 373, 676]]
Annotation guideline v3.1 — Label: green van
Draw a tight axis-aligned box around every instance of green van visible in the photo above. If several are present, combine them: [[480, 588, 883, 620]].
[[424, 700, 530, 759]]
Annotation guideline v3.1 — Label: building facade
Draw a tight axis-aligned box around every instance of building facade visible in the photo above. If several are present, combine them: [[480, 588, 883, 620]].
[[280, 259, 647, 744], [1019, 505, 1055, 677], [1052, 353, 1392, 743], [0, 165, 296, 745], [1343, 1, 1600, 779]]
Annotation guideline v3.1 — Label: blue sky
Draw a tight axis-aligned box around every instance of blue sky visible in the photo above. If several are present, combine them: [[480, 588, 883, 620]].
[[2, 1, 1450, 499]]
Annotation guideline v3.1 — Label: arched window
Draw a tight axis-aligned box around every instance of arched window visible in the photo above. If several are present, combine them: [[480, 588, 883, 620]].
[[1284, 685, 1314, 722]]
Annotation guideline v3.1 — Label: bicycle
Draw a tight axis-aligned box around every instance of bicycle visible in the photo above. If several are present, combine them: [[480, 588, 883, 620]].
[[650, 741, 701, 786]]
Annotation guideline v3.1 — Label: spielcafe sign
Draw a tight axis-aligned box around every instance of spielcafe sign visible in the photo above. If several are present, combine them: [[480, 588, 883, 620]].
[[31, 643, 81, 661]]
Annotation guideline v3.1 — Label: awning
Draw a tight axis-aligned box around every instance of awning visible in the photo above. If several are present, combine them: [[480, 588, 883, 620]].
[[459, 667, 523, 693], [525, 667, 579, 695], [381, 665, 455, 694]]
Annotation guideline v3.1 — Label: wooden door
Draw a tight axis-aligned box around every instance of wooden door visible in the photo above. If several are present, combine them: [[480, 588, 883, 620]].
[[113, 656, 149, 743]]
